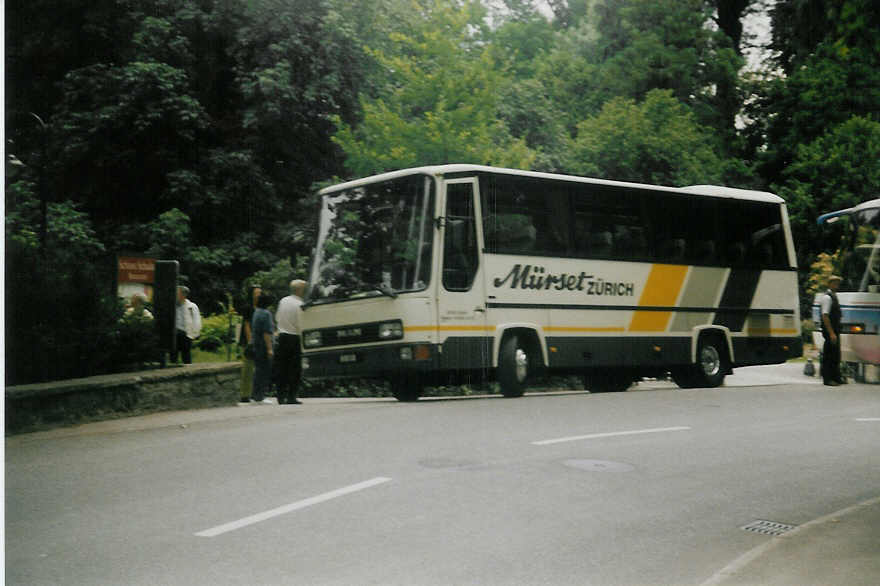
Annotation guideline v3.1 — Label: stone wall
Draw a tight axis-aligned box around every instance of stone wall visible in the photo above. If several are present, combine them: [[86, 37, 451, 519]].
[[5, 363, 242, 435]]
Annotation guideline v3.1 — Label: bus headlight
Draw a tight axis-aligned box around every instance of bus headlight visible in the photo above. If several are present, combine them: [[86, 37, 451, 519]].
[[303, 331, 323, 348], [378, 320, 404, 340]]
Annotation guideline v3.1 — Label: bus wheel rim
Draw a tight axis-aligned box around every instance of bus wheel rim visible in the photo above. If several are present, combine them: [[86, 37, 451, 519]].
[[515, 348, 528, 382], [701, 345, 721, 377]]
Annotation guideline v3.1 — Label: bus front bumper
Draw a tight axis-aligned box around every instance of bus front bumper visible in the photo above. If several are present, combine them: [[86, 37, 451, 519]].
[[302, 343, 440, 379]]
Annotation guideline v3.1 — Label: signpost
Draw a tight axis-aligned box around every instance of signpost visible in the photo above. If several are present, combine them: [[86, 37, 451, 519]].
[[154, 260, 180, 365]]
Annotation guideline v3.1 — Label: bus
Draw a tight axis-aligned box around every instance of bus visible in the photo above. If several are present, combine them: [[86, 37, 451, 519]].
[[813, 199, 880, 380], [300, 164, 801, 401]]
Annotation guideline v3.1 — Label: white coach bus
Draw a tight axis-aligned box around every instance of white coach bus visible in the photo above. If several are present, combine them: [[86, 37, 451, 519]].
[[812, 199, 880, 379], [300, 165, 801, 401]]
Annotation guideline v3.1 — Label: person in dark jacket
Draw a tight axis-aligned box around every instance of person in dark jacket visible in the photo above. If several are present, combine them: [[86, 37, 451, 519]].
[[251, 292, 275, 402], [820, 275, 843, 386]]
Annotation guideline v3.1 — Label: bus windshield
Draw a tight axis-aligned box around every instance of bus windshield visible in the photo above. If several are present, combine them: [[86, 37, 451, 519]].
[[841, 206, 880, 292], [308, 174, 435, 303]]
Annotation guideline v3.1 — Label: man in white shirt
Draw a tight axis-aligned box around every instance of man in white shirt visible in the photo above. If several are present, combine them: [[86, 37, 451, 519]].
[[174, 285, 202, 364], [274, 279, 307, 404], [820, 274, 843, 385]]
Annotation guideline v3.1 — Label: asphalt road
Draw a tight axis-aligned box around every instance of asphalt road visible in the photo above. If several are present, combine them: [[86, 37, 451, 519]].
[[6, 365, 879, 585]]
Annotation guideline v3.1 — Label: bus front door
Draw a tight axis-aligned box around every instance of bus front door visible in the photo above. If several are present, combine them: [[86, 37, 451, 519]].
[[437, 179, 491, 380]]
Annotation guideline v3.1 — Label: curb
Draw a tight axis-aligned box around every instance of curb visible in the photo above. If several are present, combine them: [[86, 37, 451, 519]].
[[701, 495, 880, 586]]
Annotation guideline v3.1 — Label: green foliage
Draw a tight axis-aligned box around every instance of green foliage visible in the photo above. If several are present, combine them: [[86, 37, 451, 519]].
[[115, 310, 161, 369], [779, 116, 880, 262], [567, 90, 723, 185], [807, 252, 841, 297], [535, 0, 734, 133], [6, 0, 880, 385], [5, 187, 120, 384], [244, 257, 308, 306], [758, 0, 880, 186], [197, 312, 239, 352], [332, 0, 537, 175]]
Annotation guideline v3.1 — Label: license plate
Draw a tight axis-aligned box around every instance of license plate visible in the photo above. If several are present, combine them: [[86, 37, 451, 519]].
[[339, 354, 358, 364]]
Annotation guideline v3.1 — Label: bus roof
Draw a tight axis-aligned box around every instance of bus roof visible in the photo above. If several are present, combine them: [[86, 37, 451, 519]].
[[817, 198, 880, 225], [318, 164, 785, 204]]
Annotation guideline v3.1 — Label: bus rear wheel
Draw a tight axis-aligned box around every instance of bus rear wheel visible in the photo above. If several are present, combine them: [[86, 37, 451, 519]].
[[498, 335, 529, 398], [673, 335, 728, 389]]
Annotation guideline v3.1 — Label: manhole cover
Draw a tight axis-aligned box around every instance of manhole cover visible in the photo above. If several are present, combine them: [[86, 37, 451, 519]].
[[562, 459, 635, 473], [741, 520, 797, 536]]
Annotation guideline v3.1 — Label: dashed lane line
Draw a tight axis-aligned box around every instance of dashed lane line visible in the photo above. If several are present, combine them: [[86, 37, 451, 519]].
[[532, 426, 691, 446], [195, 477, 392, 538]]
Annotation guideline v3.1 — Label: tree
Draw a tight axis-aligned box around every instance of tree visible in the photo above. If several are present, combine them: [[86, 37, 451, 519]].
[[534, 0, 747, 170], [757, 0, 880, 186], [779, 116, 880, 264], [332, 0, 536, 176], [566, 89, 723, 185], [5, 181, 118, 384]]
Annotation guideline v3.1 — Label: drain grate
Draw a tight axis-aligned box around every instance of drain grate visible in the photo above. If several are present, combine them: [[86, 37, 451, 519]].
[[741, 519, 797, 536]]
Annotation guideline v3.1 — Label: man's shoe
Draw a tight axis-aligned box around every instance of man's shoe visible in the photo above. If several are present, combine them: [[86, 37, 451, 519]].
[[289, 399, 302, 405], [824, 380, 840, 386]]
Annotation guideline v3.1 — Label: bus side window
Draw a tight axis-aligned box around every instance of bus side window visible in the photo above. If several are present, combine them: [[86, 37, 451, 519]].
[[443, 183, 479, 291]]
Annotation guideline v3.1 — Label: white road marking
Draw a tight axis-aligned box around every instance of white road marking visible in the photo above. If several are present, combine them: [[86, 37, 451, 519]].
[[700, 495, 880, 586], [195, 477, 392, 538], [532, 426, 691, 446], [855, 417, 880, 422]]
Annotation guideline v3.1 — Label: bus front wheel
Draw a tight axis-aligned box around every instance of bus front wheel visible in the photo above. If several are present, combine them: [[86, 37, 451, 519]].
[[498, 335, 529, 398]]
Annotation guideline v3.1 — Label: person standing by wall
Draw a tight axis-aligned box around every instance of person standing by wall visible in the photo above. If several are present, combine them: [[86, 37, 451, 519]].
[[251, 292, 275, 403], [238, 285, 261, 403], [274, 280, 307, 404], [174, 285, 202, 364], [821, 274, 844, 386]]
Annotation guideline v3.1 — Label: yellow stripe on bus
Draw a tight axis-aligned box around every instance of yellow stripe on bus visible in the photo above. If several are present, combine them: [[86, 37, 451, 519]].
[[746, 328, 800, 336], [628, 264, 689, 332]]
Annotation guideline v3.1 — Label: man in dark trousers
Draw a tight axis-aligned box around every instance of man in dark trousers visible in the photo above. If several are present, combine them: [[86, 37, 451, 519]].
[[820, 274, 843, 386], [251, 292, 275, 403], [274, 280, 307, 404]]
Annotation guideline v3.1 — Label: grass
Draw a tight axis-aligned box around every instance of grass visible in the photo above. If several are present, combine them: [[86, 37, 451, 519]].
[[191, 345, 240, 364]]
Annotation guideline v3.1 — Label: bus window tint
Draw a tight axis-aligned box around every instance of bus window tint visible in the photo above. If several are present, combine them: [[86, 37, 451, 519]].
[[719, 200, 787, 268], [443, 182, 479, 291], [647, 194, 719, 266], [482, 176, 570, 255], [479, 171, 788, 270], [573, 186, 647, 261]]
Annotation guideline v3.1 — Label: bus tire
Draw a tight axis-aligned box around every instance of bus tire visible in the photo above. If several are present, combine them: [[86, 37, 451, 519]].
[[696, 334, 728, 387], [498, 335, 529, 398], [670, 368, 699, 389], [584, 370, 633, 393], [674, 334, 728, 389], [390, 374, 422, 402]]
